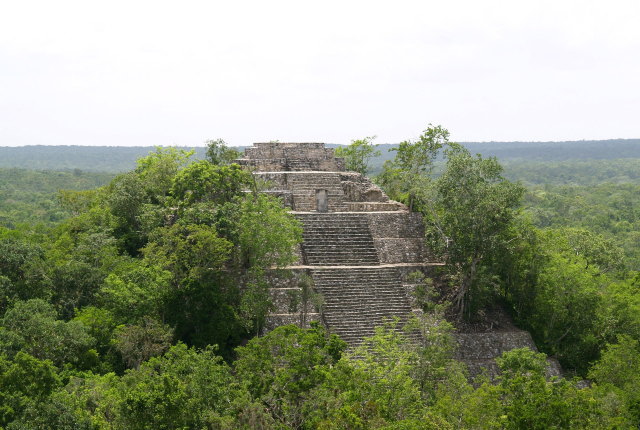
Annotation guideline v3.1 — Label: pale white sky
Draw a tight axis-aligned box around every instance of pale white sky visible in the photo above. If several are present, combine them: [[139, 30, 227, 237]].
[[1, 0, 639, 146]]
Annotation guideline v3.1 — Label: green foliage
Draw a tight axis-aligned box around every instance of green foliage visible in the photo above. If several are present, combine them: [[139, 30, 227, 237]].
[[7, 389, 96, 430], [335, 136, 381, 175], [0, 299, 97, 369], [0, 145, 211, 172], [494, 348, 626, 429], [301, 318, 460, 429], [135, 147, 193, 203], [435, 348, 630, 429], [503, 158, 640, 186], [502, 226, 640, 374], [519, 236, 603, 371], [597, 276, 640, 346], [426, 144, 525, 317], [589, 335, 640, 424], [170, 161, 253, 207], [524, 183, 640, 269], [0, 238, 50, 313], [5, 137, 640, 427], [205, 138, 241, 166], [113, 317, 174, 370], [99, 261, 172, 323], [50, 259, 106, 319], [140, 224, 240, 352], [73, 306, 121, 373], [345, 325, 427, 422], [379, 126, 525, 318], [0, 168, 113, 228], [142, 223, 232, 287], [404, 313, 461, 402], [377, 124, 449, 210], [235, 323, 346, 428], [116, 344, 240, 429], [0, 352, 62, 427], [220, 193, 303, 270], [48, 343, 243, 429]]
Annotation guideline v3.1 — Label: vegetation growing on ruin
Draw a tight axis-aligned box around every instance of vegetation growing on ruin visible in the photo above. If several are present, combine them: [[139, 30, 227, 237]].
[[2, 135, 640, 427]]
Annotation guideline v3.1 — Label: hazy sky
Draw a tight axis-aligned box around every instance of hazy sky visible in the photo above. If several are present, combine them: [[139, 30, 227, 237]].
[[1, 0, 639, 146]]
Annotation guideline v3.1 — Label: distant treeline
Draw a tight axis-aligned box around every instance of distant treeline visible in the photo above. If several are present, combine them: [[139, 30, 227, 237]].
[[2, 139, 639, 172], [0, 146, 209, 172], [364, 139, 640, 174]]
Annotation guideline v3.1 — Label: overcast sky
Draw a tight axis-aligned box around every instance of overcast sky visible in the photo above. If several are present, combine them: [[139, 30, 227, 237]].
[[1, 0, 639, 147]]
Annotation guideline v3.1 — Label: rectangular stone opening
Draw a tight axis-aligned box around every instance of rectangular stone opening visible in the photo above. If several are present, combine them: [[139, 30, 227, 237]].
[[316, 189, 328, 212]]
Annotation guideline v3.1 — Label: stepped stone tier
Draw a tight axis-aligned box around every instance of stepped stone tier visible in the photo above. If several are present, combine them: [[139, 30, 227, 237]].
[[454, 316, 563, 378], [236, 142, 435, 347], [238, 142, 560, 375]]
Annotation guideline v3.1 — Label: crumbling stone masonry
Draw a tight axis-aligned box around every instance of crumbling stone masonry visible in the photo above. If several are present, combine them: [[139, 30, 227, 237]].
[[237, 142, 436, 347], [238, 142, 560, 374]]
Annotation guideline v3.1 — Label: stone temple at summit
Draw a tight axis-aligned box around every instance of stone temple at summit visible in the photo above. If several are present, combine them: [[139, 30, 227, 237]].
[[237, 142, 439, 347], [235, 142, 561, 377]]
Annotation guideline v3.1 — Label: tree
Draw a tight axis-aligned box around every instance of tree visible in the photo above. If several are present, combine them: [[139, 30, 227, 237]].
[[335, 136, 381, 175], [378, 126, 525, 318], [589, 335, 640, 424], [134, 147, 193, 203], [113, 317, 174, 369], [303, 319, 457, 428], [425, 144, 525, 318], [73, 306, 121, 373], [99, 260, 172, 323], [142, 223, 233, 288], [49, 259, 105, 319], [378, 125, 449, 210], [205, 139, 241, 166], [170, 161, 253, 207], [220, 194, 303, 270], [0, 352, 62, 427], [494, 348, 627, 429], [234, 323, 346, 428], [552, 227, 626, 274], [0, 239, 49, 313], [381, 128, 524, 317], [0, 299, 97, 369], [216, 194, 303, 334], [115, 344, 241, 429], [141, 223, 239, 352]]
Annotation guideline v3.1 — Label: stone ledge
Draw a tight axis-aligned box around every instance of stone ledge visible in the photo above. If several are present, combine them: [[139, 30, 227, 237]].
[[282, 262, 444, 269]]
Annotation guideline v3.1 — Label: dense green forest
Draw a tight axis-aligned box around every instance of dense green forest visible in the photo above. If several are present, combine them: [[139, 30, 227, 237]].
[[2, 135, 640, 427], [0, 169, 115, 228]]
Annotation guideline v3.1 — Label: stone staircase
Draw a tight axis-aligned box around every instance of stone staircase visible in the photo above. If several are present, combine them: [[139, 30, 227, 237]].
[[241, 141, 560, 378], [311, 267, 417, 347], [296, 213, 379, 265]]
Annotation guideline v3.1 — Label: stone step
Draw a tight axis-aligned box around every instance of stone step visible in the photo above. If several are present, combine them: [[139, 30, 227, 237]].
[[309, 266, 416, 347], [305, 261, 379, 266]]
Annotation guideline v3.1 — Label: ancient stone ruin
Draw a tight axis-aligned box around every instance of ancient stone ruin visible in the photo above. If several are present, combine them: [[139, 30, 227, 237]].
[[237, 142, 561, 375]]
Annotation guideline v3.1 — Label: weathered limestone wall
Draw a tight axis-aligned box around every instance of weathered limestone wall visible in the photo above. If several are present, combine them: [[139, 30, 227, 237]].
[[339, 172, 387, 202], [365, 212, 431, 264], [254, 172, 347, 212], [239, 142, 345, 172], [254, 170, 407, 213], [263, 269, 322, 331], [455, 331, 563, 378], [367, 212, 424, 236]]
